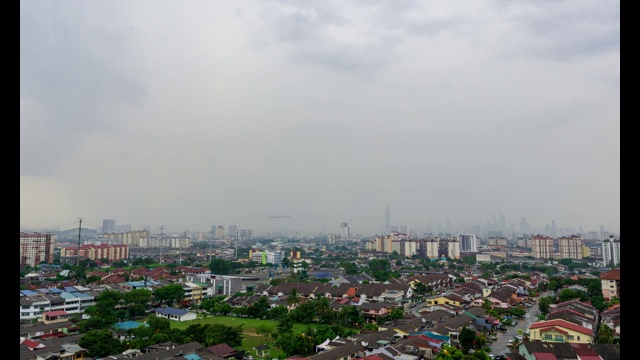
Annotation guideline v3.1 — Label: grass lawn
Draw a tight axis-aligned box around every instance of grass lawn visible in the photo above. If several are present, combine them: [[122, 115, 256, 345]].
[[170, 315, 319, 359]]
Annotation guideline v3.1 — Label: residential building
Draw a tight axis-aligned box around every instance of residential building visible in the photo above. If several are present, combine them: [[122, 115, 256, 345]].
[[600, 268, 620, 301], [530, 235, 554, 259], [20, 232, 56, 267], [528, 319, 593, 344], [61, 243, 129, 262], [102, 219, 116, 234], [601, 235, 620, 267], [459, 234, 478, 252], [557, 235, 583, 260]]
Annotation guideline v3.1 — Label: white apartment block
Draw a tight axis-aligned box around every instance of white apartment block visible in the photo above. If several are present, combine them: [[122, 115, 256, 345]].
[[458, 234, 478, 252], [19, 286, 96, 322], [601, 235, 620, 266]]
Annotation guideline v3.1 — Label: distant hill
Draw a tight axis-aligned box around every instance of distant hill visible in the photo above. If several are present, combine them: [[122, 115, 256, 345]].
[[20, 228, 99, 241]]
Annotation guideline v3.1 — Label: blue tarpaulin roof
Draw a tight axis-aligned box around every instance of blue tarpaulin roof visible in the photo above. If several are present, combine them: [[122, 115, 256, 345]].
[[113, 321, 149, 330]]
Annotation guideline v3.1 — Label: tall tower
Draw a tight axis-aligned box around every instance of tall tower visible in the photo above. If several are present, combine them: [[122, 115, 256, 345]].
[[385, 205, 390, 234], [340, 222, 350, 239], [102, 219, 116, 234]]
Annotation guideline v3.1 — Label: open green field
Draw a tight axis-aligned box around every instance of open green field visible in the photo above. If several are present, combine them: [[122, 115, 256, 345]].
[[170, 315, 318, 359]]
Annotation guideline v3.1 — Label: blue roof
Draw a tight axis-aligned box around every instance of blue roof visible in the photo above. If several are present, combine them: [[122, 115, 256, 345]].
[[183, 354, 201, 360], [155, 307, 190, 316], [411, 331, 450, 341], [74, 292, 93, 299], [21, 290, 39, 296], [126, 280, 160, 287], [113, 321, 149, 330], [63, 286, 78, 292], [59, 292, 82, 300]]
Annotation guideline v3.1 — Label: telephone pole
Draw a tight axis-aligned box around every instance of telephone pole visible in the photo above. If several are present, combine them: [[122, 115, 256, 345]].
[[158, 226, 165, 264], [76, 218, 84, 266]]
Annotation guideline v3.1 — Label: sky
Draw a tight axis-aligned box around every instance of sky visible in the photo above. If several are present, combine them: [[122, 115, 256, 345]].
[[20, 0, 620, 236]]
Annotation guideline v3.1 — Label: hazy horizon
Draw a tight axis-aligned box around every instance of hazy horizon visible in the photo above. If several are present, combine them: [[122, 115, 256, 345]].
[[21, 1, 620, 236]]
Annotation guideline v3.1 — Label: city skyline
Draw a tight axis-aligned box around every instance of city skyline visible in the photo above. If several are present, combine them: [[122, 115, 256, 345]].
[[21, 1, 619, 236], [20, 211, 618, 239]]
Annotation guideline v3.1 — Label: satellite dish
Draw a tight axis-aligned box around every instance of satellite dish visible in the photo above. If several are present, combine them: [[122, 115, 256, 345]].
[[422, 318, 427, 323], [361, 341, 369, 346]]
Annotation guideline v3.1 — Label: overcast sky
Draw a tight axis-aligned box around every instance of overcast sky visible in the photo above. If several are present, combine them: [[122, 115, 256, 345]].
[[20, 0, 619, 236]]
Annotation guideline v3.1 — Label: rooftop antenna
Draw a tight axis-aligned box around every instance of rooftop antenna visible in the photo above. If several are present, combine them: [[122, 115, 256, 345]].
[[76, 218, 84, 266]]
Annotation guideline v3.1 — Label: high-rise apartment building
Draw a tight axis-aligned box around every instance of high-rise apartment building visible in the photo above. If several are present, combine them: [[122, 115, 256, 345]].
[[531, 235, 554, 259], [558, 235, 583, 260], [61, 243, 129, 262], [102, 219, 116, 234], [459, 234, 478, 252], [601, 235, 620, 267], [20, 232, 55, 267], [340, 222, 350, 239], [215, 226, 225, 239], [228, 225, 237, 239]]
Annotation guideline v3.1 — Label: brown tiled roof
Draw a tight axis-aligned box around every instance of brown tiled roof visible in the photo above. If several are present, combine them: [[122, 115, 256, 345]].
[[599, 268, 620, 281]]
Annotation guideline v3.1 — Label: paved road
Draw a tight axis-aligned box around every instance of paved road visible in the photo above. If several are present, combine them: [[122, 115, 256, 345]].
[[489, 296, 545, 356]]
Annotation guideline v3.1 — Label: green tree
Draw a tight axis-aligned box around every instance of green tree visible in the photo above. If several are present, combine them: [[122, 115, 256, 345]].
[[123, 288, 152, 316], [147, 314, 171, 332], [338, 305, 363, 328], [538, 295, 554, 314], [209, 258, 232, 275], [459, 327, 476, 352], [153, 283, 185, 307], [68, 265, 87, 284], [256, 324, 275, 344], [78, 329, 125, 358], [276, 314, 294, 334], [388, 307, 404, 321], [597, 324, 616, 344], [286, 288, 302, 308], [311, 295, 335, 324]]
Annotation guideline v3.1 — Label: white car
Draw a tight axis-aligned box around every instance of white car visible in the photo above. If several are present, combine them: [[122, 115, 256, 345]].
[[516, 335, 523, 340]]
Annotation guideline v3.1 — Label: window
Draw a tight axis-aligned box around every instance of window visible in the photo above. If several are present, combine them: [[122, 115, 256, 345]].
[[567, 335, 574, 340], [544, 334, 552, 340], [554, 335, 564, 342]]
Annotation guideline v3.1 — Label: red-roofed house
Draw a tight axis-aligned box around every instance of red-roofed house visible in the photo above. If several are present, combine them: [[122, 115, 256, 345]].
[[528, 319, 593, 344], [42, 310, 70, 325], [206, 343, 236, 358], [531, 353, 558, 360], [570, 343, 601, 360], [599, 268, 620, 301], [21, 339, 46, 350]]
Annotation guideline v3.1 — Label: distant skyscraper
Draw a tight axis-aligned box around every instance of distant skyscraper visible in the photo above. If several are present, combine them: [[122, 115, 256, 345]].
[[102, 219, 116, 234], [228, 225, 237, 239], [215, 226, 225, 239], [385, 205, 390, 234], [340, 222, 350, 239]]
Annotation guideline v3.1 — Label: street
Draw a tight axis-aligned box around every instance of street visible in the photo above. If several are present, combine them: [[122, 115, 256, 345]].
[[489, 295, 545, 356]]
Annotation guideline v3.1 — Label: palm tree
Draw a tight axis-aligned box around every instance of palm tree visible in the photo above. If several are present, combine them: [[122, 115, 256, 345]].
[[312, 295, 334, 323], [286, 288, 302, 309], [482, 298, 493, 311]]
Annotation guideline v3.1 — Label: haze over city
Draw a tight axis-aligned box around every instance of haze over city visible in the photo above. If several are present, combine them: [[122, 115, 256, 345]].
[[20, 1, 620, 236]]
